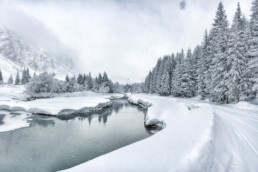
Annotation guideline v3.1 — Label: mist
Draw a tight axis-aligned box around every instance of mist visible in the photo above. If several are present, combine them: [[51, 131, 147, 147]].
[[0, 0, 253, 83]]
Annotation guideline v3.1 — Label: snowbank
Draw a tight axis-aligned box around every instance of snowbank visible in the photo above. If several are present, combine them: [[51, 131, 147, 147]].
[[0, 85, 121, 116], [0, 95, 111, 116], [62, 94, 214, 172]]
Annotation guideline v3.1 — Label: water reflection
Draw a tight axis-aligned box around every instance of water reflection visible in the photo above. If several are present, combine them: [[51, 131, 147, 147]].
[[31, 116, 55, 128], [0, 114, 4, 125], [57, 98, 146, 126]]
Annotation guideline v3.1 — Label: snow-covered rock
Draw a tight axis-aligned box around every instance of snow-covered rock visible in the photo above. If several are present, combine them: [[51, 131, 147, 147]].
[[128, 97, 152, 109], [109, 94, 126, 100]]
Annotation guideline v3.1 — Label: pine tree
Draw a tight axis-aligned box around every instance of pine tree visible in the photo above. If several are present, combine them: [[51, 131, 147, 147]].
[[65, 75, 69, 82], [159, 56, 170, 95], [198, 31, 209, 98], [103, 72, 109, 83], [180, 49, 193, 97], [88, 73, 93, 90], [8, 74, 13, 84], [15, 70, 20, 85], [144, 71, 153, 93], [247, 0, 258, 93], [153, 58, 162, 93], [21, 68, 26, 85], [210, 2, 230, 103], [26, 68, 30, 83], [190, 47, 200, 96], [171, 51, 184, 96], [77, 74, 83, 85], [98, 73, 103, 85], [226, 3, 248, 102], [0, 69, 3, 84]]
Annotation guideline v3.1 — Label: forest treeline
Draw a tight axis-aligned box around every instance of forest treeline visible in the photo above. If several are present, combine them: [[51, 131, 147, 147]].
[[144, 1, 258, 103]]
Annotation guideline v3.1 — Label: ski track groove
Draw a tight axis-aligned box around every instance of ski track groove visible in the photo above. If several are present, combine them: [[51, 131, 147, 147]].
[[215, 111, 258, 156]]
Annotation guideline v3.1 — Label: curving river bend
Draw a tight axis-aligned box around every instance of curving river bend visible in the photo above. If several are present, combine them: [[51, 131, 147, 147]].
[[0, 99, 153, 172]]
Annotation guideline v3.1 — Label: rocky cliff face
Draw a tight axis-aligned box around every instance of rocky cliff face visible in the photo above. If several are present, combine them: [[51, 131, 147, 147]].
[[0, 27, 75, 80]]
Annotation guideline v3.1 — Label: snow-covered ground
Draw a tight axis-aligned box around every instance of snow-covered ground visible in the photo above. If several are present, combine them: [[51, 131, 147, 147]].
[[1, 85, 257, 171], [63, 94, 258, 172], [0, 85, 117, 115]]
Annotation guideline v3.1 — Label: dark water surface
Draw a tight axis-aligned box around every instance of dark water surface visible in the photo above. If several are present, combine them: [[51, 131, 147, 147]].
[[0, 99, 152, 172]]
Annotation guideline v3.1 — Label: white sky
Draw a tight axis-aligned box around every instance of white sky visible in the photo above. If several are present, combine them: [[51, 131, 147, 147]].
[[0, 0, 253, 83]]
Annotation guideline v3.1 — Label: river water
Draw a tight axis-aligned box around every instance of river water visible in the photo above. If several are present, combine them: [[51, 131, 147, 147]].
[[0, 99, 153, 172]]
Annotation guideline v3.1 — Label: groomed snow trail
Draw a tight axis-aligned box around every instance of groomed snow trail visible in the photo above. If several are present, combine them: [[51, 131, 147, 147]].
[[209, 104, 258, 172], [185, 98, 258, 172]]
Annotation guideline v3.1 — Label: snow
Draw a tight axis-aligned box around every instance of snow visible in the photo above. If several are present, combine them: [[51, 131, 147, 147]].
[[0, 110, 31, 132], [61, 94, 215, 172], [62, 94, 258, 172], [0, 85, 117, 116], [0, 84, 27, 101], [0, 26, 75, 82]]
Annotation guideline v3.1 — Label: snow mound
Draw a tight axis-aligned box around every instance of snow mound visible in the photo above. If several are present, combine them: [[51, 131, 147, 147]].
[[128, 97, 152, 109]]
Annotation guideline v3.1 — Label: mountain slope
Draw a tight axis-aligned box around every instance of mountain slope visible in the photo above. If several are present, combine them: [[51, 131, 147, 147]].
[[0, 27, 75, 81]]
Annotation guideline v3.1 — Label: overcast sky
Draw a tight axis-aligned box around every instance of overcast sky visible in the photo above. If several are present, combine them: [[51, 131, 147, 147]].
[[0, 0, 253, 83]]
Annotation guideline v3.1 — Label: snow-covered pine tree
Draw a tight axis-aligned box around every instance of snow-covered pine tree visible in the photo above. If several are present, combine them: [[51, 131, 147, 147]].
[[210, 2, 230, 103], [171, 50, 184, 96], [190, 46, 200, 96], [15, 70, 20, 85], [65, 75, 69, 82], [159, 56, 171, 95], [180, 49, 193, 97], [79, 74, 84, 85], [169, 54, 176, 88], [21, 68, 30, 84], [21, 68, 26, 85], [0, 69, 3, 84], [102, 72, 109, 83], [144, 71, 152, 93], [98, 73, 103, 85], [204, 30, 216, 99], [26, 68, 30, 83], [247, 0, 258, 94], [198, 31, 209, 99], [156, 58, 164, 94], [226, 3, 248, 102], [153, 58, 162, 93], [88, 73, 93, 90], [8, 74, 13, 84]]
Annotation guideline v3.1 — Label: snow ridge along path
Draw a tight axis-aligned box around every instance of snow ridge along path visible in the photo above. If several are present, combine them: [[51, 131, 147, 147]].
[[181, 98, 258, 172], [63, 94, 258, 172]]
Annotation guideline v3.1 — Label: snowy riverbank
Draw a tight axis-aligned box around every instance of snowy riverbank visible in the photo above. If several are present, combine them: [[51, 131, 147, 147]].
[[0, 85, 123, 132], [62, 94, 258, 172], [62, 94, 215, 172]]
